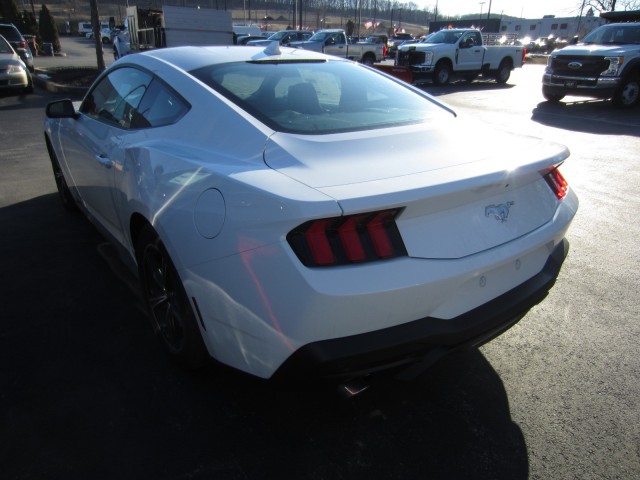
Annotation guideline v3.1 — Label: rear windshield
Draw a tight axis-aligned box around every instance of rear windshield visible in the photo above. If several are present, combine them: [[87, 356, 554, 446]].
[[0, 35, 13, 53], [0, 25, 21, 42], [189, 59, 451, 134]]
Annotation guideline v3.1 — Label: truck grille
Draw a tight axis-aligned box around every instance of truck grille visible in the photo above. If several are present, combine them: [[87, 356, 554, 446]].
[[550, 55, 609, 77], [397, 49, 426, 66]]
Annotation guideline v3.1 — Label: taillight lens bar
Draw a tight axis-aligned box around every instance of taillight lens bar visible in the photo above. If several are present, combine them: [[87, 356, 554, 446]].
[[287, 208, 407, 267], [544, 167, 569, 200]]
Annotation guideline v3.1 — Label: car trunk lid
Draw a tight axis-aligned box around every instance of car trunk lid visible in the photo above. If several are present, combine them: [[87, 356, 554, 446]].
[[264, 121, 569, 259]]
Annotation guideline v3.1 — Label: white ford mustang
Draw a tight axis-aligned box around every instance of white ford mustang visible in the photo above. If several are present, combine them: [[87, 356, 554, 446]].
[[44, 44, 578, 382]]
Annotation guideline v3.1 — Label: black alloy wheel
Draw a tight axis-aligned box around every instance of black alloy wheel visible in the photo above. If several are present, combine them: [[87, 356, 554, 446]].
[[137, 226, 208, 368]]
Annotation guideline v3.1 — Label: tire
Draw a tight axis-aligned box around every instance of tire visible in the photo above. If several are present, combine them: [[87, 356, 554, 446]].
[[433, 61, 451, 86], [361, 53, 375, 66], [495, 60, 512, 84], [137, 226, 208, 369], [113, 48, 119, 61], [612, 73, 640, 108], [542, 86, 565, 103], [23, 72, 34, 94], [45, 136, 77, 211]]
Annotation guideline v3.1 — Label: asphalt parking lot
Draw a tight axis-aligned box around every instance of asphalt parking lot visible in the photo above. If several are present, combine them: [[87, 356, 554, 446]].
[[1, 36, 639, 480]]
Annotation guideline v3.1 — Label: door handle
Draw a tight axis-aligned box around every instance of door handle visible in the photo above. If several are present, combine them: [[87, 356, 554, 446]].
[[95, 154, 112, 169]]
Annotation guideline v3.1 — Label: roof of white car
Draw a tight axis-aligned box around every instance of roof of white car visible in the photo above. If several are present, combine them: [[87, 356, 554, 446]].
[[137, 45, 332, 72]]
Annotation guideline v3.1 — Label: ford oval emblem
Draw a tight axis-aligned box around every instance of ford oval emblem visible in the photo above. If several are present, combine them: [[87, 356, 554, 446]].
[[568, 61, 583, 70]]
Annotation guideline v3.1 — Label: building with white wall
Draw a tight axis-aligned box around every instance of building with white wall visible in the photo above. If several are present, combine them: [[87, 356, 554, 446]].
[[498, 14, 605, 42]]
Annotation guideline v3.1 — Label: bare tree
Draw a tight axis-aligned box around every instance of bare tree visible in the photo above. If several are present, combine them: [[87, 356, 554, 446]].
[[581, 0, 640, 12]]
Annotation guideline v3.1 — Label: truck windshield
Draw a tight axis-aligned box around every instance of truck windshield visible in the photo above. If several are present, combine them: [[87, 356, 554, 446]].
[[423, 30, 464, 44], [581, 24, 640, 45], [189, 59, 452, 134], [308, 32, 331, 42], [268, 31, 289, 40]]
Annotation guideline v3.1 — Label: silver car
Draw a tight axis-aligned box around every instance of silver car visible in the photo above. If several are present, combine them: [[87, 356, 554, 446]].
[[0, 34, 32, 94]]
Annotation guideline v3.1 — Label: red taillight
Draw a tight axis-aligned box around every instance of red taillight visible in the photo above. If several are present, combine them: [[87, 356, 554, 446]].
[[337, 214, 367, 262], [20, 39, 27, 49], [544, 167, 569, 200], [367, 211, 395, 258], [304, 219, 335, 266], [287, 208, 407, 267]]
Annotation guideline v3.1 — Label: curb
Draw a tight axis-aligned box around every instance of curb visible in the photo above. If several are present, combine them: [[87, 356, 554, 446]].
[[33, 68, 89, 96]]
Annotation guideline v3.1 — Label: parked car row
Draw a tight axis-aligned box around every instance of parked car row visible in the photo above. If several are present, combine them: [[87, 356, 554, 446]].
[[85, 27, 121, 44], [245, 29, 313, 47]]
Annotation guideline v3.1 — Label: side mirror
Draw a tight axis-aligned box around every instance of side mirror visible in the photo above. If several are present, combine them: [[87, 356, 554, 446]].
[[46, 99, 79, 119]]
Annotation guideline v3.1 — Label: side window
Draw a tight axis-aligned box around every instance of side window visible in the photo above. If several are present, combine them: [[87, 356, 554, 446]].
[[80, 67, 152, 128], [131, 79, 189, 129], [462, 33, 479, 46]]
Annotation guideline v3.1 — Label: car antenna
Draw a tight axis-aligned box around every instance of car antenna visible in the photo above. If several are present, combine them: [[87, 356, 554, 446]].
[[264, 41, 282, 56]]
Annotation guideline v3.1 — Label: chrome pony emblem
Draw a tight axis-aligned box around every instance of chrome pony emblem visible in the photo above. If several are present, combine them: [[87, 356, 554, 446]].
[[485, 201, 515, 223], [568, 61, 583, 70]]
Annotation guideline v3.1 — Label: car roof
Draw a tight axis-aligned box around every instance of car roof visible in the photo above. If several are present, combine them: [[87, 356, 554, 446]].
[[137, 45, 333, 71], [0, 23, 23, 40], [0, 33, 18, 55]]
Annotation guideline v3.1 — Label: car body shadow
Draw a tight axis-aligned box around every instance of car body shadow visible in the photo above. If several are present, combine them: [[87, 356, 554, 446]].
[[532, 99, 640, 136], [419, 79, 516, 97], [1, 193, 528, 480]]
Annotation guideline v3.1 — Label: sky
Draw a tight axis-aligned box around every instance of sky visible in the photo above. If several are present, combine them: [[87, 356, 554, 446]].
[[413, 0, 588, 19]]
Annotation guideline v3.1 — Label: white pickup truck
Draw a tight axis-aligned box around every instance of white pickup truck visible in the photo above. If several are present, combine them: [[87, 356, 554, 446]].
[[396, 29, 525, 85], [542, 22, 640, 108], [289, 29, 384, 65]]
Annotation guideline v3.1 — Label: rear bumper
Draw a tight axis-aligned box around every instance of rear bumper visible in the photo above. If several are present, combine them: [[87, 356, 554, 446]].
[[272, 238, 569, 382]]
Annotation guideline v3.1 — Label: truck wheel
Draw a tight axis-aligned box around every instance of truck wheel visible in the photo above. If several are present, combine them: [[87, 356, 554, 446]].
[[612, 74, 640, 108], [361, 53, 375, 66], [542, 86, 565, 103], [433, 61, 451, 86], [113, 48, 120, 61], [495, 60, 512, 84]]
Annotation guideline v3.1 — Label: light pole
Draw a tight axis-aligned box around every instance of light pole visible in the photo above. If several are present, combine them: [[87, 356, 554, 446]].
[[479, 2, 485, 20]]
